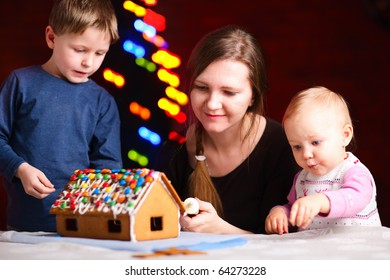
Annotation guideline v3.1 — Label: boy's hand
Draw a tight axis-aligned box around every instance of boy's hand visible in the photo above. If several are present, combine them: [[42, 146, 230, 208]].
[[15, 162, 55, 199], [265, 206, 289, 234], [289, 194, 330, 229]]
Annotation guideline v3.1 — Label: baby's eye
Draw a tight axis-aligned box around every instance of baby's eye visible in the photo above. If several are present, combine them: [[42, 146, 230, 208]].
[[96, 51, 107, 56], [292, 145, 302, 151], [312, 140, 321, 146], [74, 48, 85, 53]]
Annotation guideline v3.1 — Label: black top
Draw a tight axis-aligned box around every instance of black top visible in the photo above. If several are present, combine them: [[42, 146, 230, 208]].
[[152, 118, 300, 234]]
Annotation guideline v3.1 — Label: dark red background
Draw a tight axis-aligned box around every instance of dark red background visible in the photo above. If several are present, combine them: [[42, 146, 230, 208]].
[[1, 0, 389, 230]]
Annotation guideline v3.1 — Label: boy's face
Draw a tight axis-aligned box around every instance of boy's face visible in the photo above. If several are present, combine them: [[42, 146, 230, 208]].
[[284, 108, 352, 177], [45, 26, 111, 83]]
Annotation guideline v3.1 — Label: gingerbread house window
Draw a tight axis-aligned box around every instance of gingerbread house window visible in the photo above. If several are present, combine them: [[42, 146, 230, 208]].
[[150, 216, 163, 231], [108, 220, 122, 233], [65, 218, 78, 231]]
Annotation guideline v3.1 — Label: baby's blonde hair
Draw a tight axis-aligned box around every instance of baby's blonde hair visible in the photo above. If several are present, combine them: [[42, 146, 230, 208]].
[[283, 86, 355, 150], [48, 0, 119, 43], [283, 86, 352, 127]]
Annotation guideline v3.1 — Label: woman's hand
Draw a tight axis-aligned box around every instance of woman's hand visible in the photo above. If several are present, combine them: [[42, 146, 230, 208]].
[[180, 198, 252, 234], [15, 162, 55, 199]]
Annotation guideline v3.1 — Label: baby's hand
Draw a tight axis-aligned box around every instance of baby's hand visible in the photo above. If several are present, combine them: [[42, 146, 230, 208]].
[[265, 206, 289, 234], [16, 162, 55, 199], [289, 194, 329, 229]]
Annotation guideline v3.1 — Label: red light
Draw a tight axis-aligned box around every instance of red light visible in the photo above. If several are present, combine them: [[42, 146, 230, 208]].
[[168, 131, 186, 144], [144, 9, 166, 32], [165, 110, 187, 124]]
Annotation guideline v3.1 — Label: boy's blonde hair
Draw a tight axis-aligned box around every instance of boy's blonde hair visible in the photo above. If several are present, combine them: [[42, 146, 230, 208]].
[[49, 0, 119, 43]]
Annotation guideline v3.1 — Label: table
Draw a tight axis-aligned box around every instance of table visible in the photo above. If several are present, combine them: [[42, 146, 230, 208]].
[[1, 226, 389, 260]]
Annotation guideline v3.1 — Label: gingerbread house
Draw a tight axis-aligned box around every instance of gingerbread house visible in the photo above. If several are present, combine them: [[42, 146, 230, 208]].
[[50, 168, 185, 241]]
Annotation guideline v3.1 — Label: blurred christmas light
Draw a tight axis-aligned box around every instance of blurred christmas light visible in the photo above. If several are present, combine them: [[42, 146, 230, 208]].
[[144, 9, 166, 31], [165, 86, 188, 105], [123, 1, 146, 17], [165, 110, 187, 124], [135, 57, 157, 72], [157, 68, 180, 87], [151, 49, 181, 69], [141, 0, 158, 6], [142, 33, 168, 48], [123, 40, 145, 58], [103, 68, 125, 88], [117, 0, 188, 167], [129, 102, 151, 120], [168, 131, 186, 144], [157, 97, 180, 116], [134, 19, 156, 37], [138, 126, 161, 145], [127, 149, 149, 166]]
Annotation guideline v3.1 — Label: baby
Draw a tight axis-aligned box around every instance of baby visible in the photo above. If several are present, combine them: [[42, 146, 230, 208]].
[[265, 86, 381, 234]]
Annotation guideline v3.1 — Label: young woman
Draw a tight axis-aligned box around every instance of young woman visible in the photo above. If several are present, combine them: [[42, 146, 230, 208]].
[[154, 25, 299, 234]]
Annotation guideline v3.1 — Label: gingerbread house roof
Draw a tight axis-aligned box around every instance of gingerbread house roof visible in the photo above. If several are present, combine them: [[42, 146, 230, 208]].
[[50, 168, 185, 217]]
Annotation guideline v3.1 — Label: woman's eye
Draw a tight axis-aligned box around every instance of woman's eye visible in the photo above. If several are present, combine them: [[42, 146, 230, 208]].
[[193, 85, 207, 91], [224, 90, 237, 95]]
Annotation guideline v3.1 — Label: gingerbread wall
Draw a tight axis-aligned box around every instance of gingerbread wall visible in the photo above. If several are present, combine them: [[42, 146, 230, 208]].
[[0, 1, 389, 229]]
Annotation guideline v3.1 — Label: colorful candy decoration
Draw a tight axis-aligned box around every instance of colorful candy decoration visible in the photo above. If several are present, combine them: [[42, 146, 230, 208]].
[[52, 168, 158, 217]]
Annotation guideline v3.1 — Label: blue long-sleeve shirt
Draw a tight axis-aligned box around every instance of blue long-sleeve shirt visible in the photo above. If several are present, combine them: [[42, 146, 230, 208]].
[[0, 65, 122, 232]]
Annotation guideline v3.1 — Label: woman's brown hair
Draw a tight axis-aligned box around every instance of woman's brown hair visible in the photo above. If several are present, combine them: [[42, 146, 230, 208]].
[[186, 25, 267, 216]]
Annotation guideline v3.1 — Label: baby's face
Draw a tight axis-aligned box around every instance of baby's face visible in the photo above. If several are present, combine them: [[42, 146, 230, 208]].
[[284, 109, 349, 176], [49, 26, 111, 83]]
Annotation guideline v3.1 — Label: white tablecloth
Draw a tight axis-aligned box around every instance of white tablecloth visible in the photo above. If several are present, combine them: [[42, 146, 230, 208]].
[[1, 226, 390, 260]]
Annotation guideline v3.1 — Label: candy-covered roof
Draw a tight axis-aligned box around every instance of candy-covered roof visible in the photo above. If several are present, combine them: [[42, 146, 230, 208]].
[[51, 168, 180, 217]]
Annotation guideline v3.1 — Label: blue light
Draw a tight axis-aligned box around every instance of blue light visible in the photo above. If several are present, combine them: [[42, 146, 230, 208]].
[[138, 126, 161, 146], [134, 19, 156, 37], [123, 40, 145, 58]]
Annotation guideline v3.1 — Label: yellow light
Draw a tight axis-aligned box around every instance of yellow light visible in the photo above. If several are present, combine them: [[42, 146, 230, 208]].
[[134, 6, 146, 17], [157, 97, 180, 116], [123, 1, 145, 17], [103, 68, 125, 88], [114, 75, 125, 88], [165, 86, 188, 105], [123, 1, 136, 11], [103, 69, 114, 81], [144, 0, 158, 6], [157, 69, 180, 87], [151, 50, 181, 69]]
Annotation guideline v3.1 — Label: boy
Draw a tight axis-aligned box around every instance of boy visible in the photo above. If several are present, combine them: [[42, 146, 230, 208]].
[[0, 0, 122, 232]]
